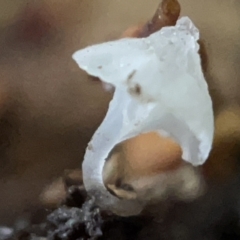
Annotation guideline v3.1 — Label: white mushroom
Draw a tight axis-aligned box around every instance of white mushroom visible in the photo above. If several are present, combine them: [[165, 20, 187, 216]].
[[72, 17, 214, 216]]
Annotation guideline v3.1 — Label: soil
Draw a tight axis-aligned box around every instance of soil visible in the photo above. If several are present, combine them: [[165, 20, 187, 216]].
[[2, 173, 240, 240]]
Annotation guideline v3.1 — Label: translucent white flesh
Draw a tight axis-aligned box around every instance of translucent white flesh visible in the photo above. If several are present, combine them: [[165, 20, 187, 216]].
[[72, 17, 214, 216]]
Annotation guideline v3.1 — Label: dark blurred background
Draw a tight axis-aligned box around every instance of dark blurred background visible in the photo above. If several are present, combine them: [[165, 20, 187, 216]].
[[0, 0, 240, 227]]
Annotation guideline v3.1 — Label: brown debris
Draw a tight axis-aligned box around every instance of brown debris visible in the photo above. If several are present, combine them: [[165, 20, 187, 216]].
[[63, 169, 83, 188], [40, 169, 83, 208], [139, 0, 181, 37], [40, 177, 66, 209], [122, 0, 180, 38]]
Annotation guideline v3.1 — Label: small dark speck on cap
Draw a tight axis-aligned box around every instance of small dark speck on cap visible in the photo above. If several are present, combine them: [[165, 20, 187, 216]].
[[129, 83, 142, 96], [127, 70, 136, 82], [87, 143, 93, 151]]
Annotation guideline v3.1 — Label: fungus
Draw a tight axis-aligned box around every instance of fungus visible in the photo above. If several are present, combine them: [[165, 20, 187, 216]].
[[72, 17, 214, 216]]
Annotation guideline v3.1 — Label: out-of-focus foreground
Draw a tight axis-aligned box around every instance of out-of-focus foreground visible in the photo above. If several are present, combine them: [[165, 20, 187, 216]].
[[0, 0, 240, 232]]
